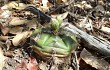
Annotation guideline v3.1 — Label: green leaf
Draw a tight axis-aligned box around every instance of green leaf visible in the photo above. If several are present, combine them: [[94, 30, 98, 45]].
[[43, 36, 54, 46], [54, 36, 69, 50], [37, 33, 50, 47], [32, 33, 78, 57], [56, 15, 62, 26], [51, 18, 59, 30], [33, 46, 69, 55], [31, 29, 42, 37]]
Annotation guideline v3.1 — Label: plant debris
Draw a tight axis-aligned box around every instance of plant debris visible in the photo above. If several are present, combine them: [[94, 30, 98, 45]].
[[0, 0, 110, 70]]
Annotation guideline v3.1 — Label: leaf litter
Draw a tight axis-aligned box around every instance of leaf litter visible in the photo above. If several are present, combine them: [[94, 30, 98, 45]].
[[0, 0, 110, 70]]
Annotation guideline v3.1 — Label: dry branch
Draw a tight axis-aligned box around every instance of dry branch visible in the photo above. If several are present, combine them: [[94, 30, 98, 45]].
[[61, 22, 110, 56]]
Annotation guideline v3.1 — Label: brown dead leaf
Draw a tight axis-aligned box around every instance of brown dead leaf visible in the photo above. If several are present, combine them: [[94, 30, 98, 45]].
[[0, 42, 6, 70], [0, 10, 12, 18], [12, 31, 32, 46], [48, 0, 64, 4], [74, 1, 92, 9], [27, 57, 38, 70], [100, 26, 110, 33], [38, 0, 49, 12], [56, 0, 63, 3], [9, 17, 28, 26], [1, 27, 10, 35], [6, 39, 12, 50], [0, 20, 9, 35], [53, 57, 63, 65], [50, 65, 58, 70], [9, 26, 23, 34], [79, 17, 88, 28], [62, 0, 67, 3], [26, 18, 37, 29], [15, 61, 27, 70], [1, 1, 26, 10], [39, 62, 49, 70], [80, 48, 110, 70], [0, 36, 9, 41], [47, 2, 53, 7], [106, 21, 110, 25], [51, 12, 68, 19]]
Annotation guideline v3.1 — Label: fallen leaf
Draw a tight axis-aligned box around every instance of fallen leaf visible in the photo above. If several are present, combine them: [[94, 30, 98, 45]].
[[106, 21, 110, 25], [53, 57, 63, 65], [0, 36, 9, 41], [100, 26, 110, 33], [1, 1, 26, 10], [39, 62, 48, 70], [63, 0, 69, 3], [56, 0, 63, 3], [9, 26, 23, 34], [79, 17, 88, 28], [80, 48, 110, 70], [26, 18, 37, 29], [0, 42, 6, 70], [27, 57, 38, 70], [12, 31, 32, 46], [47, 2, 53, 7], [6, 39, 12, 50], [15, 61, 27, 70], [51, 12, 68, 20], [95, 5, 105, 13], [0, 20, 9, 35], [50, 65, 58, 70], [74, 1, 92, 9], [9, 17, 28, 26], [0, 10, 12, 18], [1, 27, 10, 35], [84, 19, 93, 31]]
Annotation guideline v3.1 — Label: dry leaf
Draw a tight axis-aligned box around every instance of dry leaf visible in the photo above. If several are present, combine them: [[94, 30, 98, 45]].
[[1, 27, 10, 35], [60, 0, 68, 3], [79, 17, 88, 28], [15, 61, 27, 70], [1, 1, 26, 10], [106, 11, 110, 16], [0, 22, 9, 35], [47, 2, 53, 7], [51, 12, 68, 19], [39, 62, 48, 70], [0, 36, 9, 41], [95, 5, 105, 13], [53, 57, 63, 65], [56, 0, 63, 3], [27, 57, 38, 70], [50, 65, 58, 70], [12, 31, 32, 46], [42, 0, 48, 7], [6, 39, 12, 50], [9, 17, 28, 26], [100, 26, 110, 33], [0, 10, 12, 18], [80, 48, 110, 70], [9, 26, 23, 34], [106, 21, 110, 25], [26, 18, 37, 29], [38, 0, 49, 12], [0, 42, 6, 70], [84, 19, 93, 31], [74, 1, 92, 9]]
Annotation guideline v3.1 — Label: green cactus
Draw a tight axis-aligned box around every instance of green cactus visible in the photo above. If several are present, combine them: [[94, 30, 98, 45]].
[[30, 14, 78, 58]]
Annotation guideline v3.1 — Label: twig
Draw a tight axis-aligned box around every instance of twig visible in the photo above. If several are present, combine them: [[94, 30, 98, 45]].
[[74, 52, 79, 70], [61, 22, 110, 56]]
